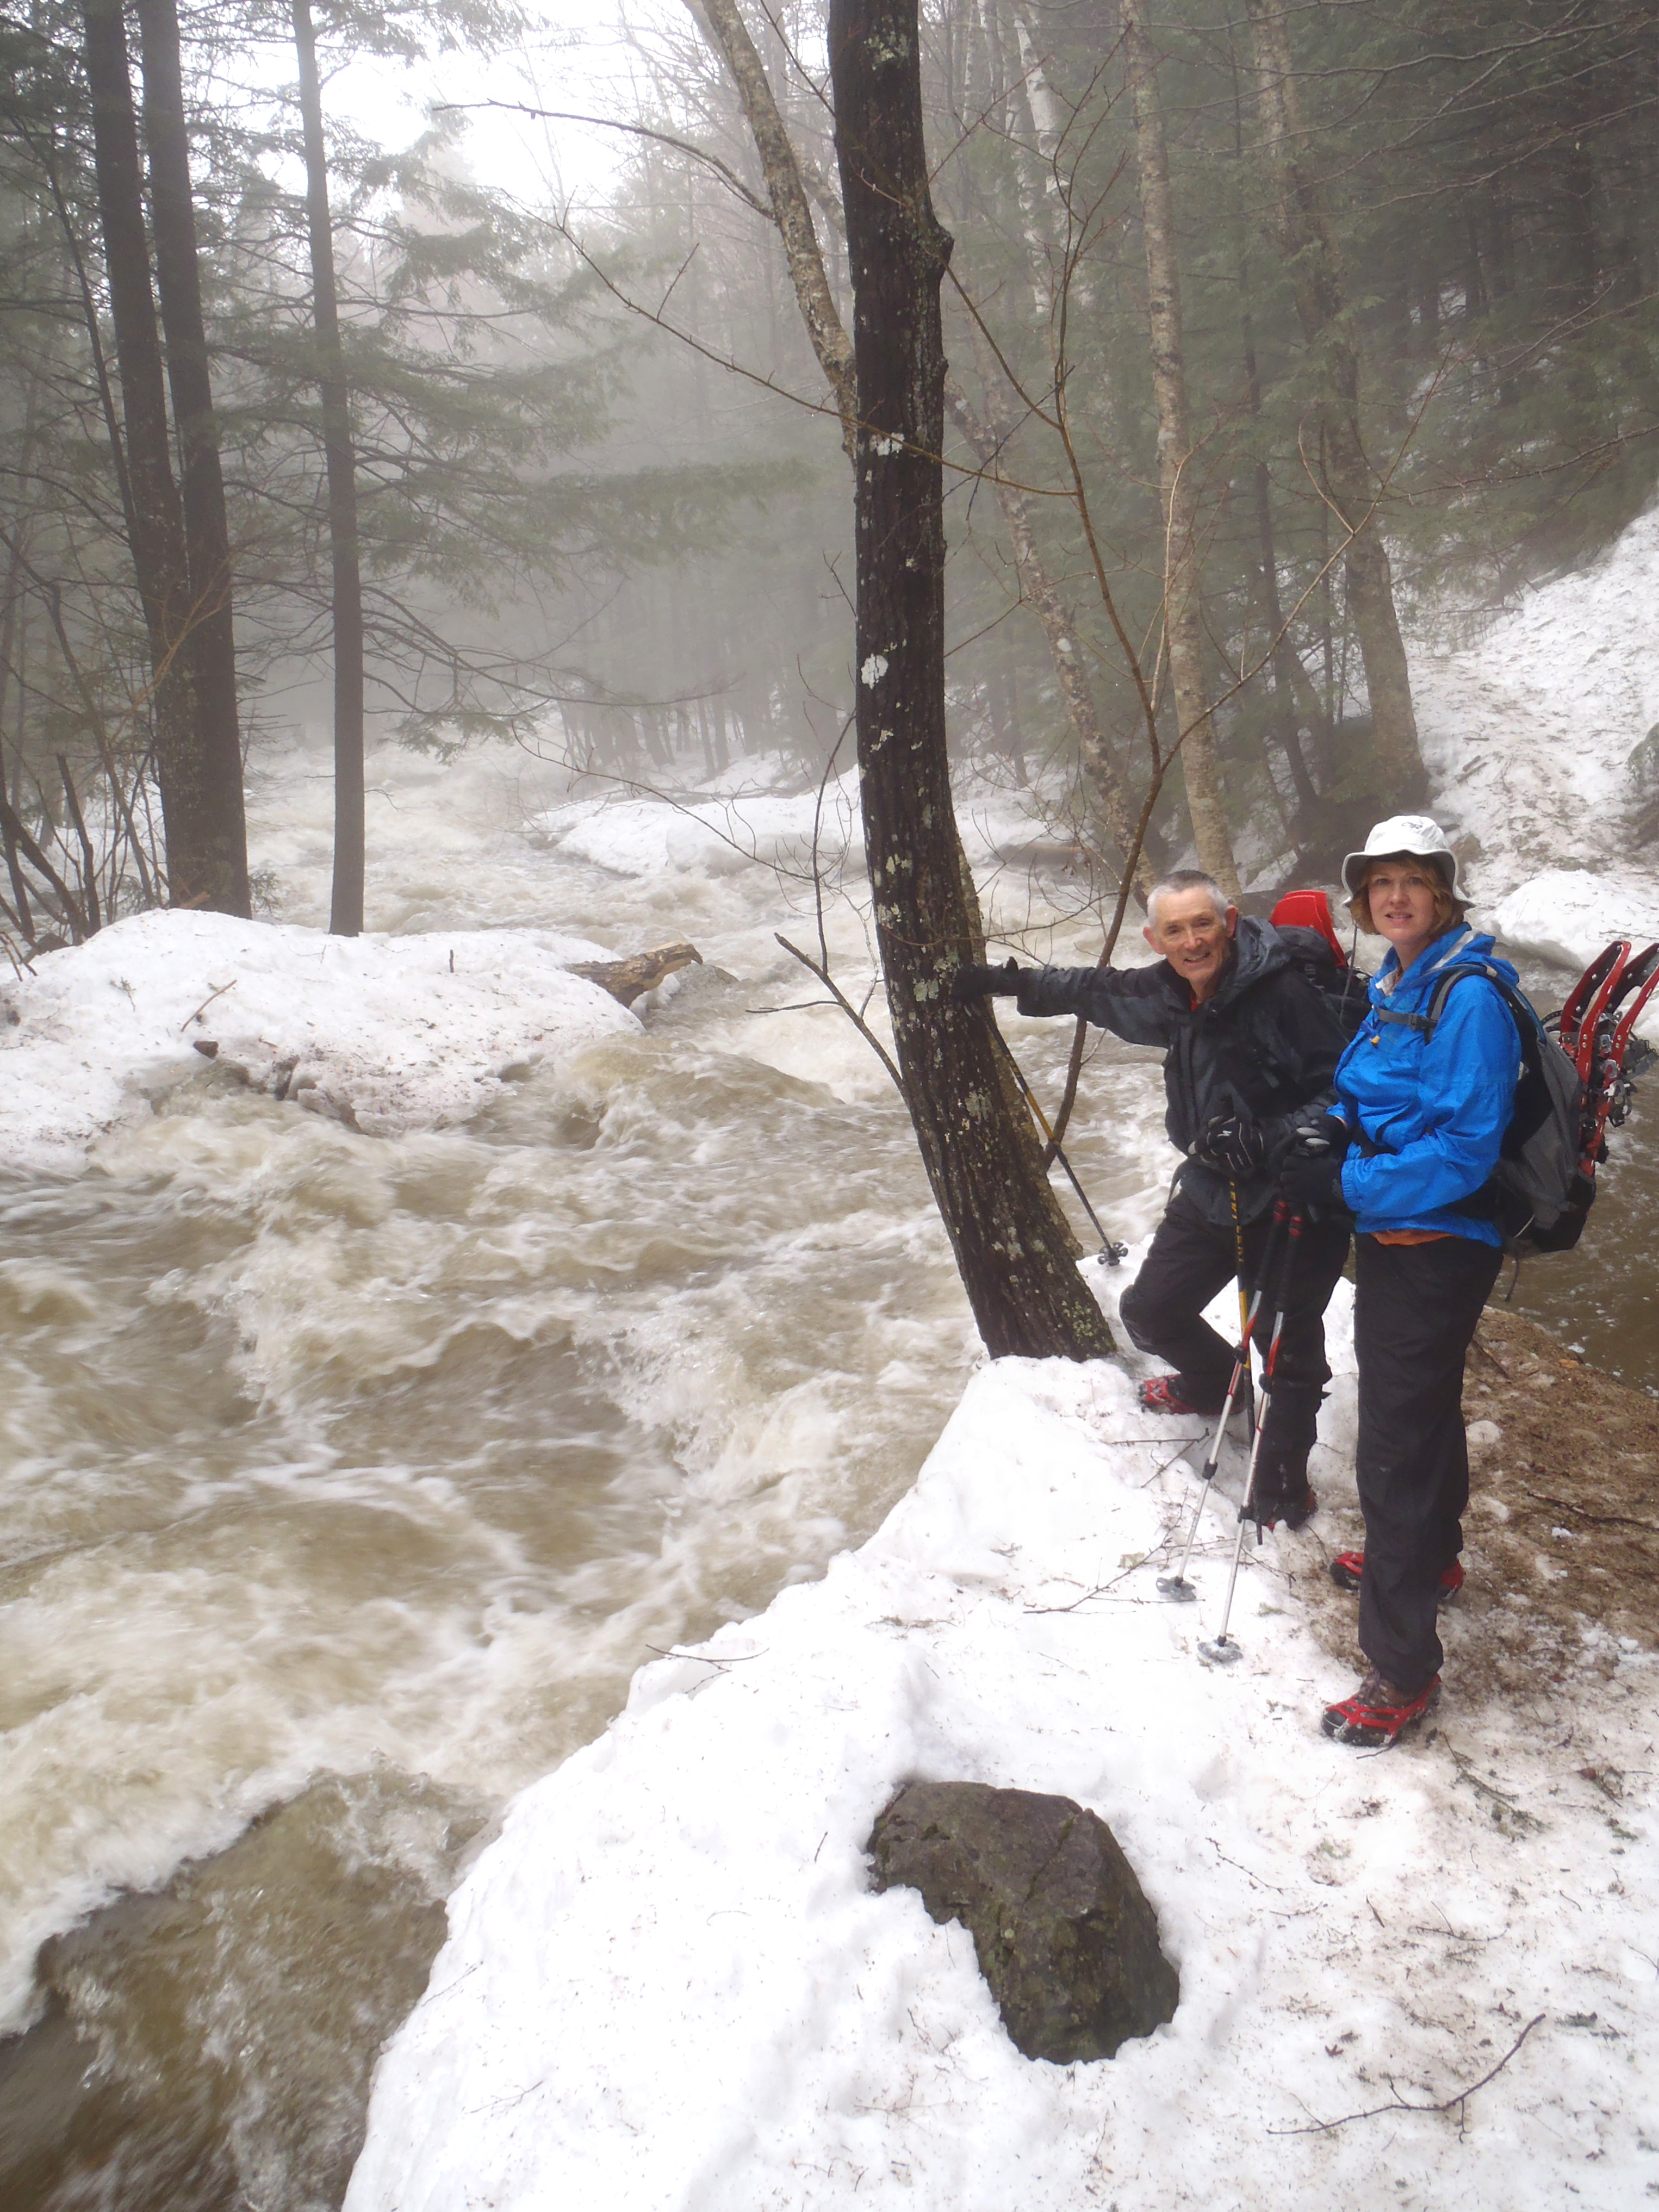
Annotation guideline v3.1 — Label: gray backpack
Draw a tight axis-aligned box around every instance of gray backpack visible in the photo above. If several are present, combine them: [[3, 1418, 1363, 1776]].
[[1374, 963, 1591, 1254]]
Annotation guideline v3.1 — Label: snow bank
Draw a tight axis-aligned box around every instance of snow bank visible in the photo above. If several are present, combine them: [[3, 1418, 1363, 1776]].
[[1495, 868, 1659, 974], [347, 1276, 1656, 2212], [1413, 506, 1659, 899], [528, 763, 1067, 887], [0, 910, 636, 1173], [534, 772, 863, 881]]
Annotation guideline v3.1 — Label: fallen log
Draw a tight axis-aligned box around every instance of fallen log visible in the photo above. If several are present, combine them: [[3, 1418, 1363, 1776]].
[[568, 940, 703, 1008]]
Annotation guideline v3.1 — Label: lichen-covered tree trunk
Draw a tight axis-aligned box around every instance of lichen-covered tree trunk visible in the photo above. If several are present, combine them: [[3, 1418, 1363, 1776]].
[[134, 0, 249, 917], [1120, 0, 1238, 894], [829, 0, 1114, 1361], [1244, 0, 1427, 804]]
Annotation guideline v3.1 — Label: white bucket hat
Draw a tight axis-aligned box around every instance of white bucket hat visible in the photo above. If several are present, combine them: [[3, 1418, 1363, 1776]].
[[1340, 814, 1462, 901]]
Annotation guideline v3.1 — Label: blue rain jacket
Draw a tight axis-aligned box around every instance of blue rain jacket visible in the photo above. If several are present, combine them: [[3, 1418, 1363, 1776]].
[[1335, 928, 1521, 1246]]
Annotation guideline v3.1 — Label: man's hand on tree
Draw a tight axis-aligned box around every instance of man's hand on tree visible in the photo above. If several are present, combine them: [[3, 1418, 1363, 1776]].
[[950, 958, 1023, 1005]]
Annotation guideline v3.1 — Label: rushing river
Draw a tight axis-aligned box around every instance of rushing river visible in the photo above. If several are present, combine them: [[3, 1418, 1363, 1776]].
[[0, 744, 1651, 2209]]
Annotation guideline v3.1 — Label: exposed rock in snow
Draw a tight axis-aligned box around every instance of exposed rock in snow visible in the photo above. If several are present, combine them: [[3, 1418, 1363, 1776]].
[[867, 1779, 1179, 2064], [0, 910, 635, 1173]]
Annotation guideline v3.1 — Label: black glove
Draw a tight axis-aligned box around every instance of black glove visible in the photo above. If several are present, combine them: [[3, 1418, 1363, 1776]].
[[1279, 1148, 1350, 1216], [1288, 1110, 1351, 1163], [1194, 1111, 1269, 1178], [950, 958, 1023, 1005]]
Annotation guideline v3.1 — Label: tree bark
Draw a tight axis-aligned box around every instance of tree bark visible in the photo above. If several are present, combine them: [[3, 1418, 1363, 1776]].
[[80, 0, 202, 905], [292, 0, 366, 936], [829, 0, 1114, 1361], [1120, 0, 1237, 893], [134, 0, 249, 916], [1244, 0, 1427, 803]]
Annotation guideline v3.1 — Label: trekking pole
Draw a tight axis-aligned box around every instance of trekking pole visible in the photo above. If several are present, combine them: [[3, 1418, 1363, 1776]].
[[1198, 1208, 1304, 1667], [990, 1029, 1128, 1265], [1157, 1193, 1285, 1603]]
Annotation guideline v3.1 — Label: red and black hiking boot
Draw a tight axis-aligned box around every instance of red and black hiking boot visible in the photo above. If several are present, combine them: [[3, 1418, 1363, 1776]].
[[1320, 1671, 1440, 1748], [1140, 1374, 1225, 1418], [1328, 1553, 1465, 1605]]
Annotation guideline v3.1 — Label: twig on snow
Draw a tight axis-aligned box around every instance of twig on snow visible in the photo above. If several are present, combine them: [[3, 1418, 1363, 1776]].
[[1269, 2012, 1545, 2138], [181, 978, 238, 1032]]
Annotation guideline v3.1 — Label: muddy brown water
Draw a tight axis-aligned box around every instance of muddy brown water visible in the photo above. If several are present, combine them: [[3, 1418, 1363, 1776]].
[[1, 927, 1652, 2211]]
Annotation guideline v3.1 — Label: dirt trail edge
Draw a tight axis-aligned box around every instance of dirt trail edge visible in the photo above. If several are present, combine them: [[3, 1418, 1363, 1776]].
[[1293, 1303, 1658, 1695]]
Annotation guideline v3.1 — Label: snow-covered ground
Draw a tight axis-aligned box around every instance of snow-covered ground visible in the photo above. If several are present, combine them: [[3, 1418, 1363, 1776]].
[[347, 1262, 1657, 2212], [0, 910, 635, 1174]]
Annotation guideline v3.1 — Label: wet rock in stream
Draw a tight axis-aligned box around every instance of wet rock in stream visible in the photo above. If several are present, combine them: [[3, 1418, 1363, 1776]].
[[0, 1772, 486, 2212], [867, 1781, 1179, 2064]]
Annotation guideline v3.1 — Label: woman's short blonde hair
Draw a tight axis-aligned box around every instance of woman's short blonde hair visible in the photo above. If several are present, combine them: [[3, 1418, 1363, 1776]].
[[1346, 854, 1469, 937]]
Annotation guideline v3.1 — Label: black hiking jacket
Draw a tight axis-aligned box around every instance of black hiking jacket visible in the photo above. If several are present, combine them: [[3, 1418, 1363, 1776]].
[[1014, 916, 1346, 1225]]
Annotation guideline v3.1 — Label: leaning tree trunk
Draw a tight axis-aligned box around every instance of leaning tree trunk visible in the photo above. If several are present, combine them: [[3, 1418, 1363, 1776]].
[[829, 0, 1114, 1361], [80, 0, 201, 905], [1244, 0, 1427, 804], [135, 0, 249, 916], [292, 0, 366, 936], [693, 0, 856, 456], [1120, 0, 1238, 894]]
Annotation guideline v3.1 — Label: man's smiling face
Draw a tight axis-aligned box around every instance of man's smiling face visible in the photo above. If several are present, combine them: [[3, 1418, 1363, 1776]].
[[1144, 887, 1238, 1002]]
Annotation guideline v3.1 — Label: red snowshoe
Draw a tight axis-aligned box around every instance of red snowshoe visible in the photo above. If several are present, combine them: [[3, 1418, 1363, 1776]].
[[1321, 1672, 1440, 1748]]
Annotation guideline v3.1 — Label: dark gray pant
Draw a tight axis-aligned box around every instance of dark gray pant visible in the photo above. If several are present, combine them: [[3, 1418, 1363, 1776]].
[[1119, 1193, 1351, 1504], [1353, 1233, 1502, 1692]]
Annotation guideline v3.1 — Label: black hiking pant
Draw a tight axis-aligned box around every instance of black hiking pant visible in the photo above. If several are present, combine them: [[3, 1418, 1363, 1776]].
[[1119, 1192, 1351, 1506], [1353, 1233, 1502, 1693]]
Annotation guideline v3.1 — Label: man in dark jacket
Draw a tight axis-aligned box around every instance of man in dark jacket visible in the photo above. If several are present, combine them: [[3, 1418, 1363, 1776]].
[[953, 869, 1350, 1526]]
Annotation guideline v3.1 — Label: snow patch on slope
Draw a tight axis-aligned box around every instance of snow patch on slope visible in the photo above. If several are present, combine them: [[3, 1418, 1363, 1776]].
[[1413, 507, 1659, 900], [347, 1270, 1657, 2212], [0, 910, 635, 1173]]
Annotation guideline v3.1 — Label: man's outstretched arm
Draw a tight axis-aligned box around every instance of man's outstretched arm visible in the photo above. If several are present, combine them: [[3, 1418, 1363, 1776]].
[[953, 959, 1175, 1048]]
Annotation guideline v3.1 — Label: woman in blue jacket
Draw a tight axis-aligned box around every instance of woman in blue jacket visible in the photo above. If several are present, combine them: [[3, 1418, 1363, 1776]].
[[1283, 815, 1519, 1748]]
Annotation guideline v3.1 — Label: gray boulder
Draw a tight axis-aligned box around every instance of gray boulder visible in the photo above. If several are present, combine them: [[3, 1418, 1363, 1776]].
[[867, 1781, 1178, 2064]]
